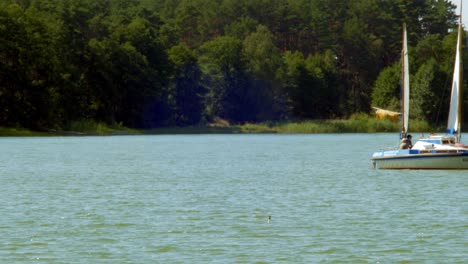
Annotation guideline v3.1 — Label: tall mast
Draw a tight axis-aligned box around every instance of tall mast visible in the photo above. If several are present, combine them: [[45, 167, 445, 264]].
[[458, 0, 463, 143], [401, 23, 410, 139]]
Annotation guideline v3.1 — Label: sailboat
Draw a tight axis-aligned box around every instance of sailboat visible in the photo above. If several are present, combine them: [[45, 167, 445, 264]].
[[372, 9, 468, 170]]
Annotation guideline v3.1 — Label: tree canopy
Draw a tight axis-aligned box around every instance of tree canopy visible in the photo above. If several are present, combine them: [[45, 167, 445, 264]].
[[0, 0, 462, 129]]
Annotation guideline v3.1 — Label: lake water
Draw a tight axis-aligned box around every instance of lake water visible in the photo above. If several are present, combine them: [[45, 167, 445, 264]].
[[0, 134, 466, 263]]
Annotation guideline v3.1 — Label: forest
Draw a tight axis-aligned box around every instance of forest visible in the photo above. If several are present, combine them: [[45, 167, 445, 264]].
[[0, 0, 463, 130]]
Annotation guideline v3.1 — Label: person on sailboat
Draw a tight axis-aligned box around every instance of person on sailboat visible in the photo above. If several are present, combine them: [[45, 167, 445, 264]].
[[399, 138, 409, 149], [406, 134, 413, 149]]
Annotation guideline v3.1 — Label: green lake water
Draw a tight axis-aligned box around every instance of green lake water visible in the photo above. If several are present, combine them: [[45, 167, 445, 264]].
[[0, 134, 466, 263]]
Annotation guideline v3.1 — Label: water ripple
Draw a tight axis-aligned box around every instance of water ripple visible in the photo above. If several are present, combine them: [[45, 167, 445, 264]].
[[0, 134, 466, 263]]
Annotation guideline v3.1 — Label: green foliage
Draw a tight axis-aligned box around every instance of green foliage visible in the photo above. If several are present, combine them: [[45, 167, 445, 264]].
[[66, 119, 133, 135], [285, 50, 342, 119], [413, 34, 442, 69], [224, 17, 258, 40], [167, 44, 205, 125], [0, 0, 461, 131], [253, 118, 401, 133], [371, 63, 401, 111], [411, 30, 463, 125], [411, 58, 445, 122], [243, 25, 281, 79], [0, 127, 47, 137], [0, 3, 63, 129], [242, 25, 285, 120], [198, 36, 245, 121], [199, 36, 243, 74]]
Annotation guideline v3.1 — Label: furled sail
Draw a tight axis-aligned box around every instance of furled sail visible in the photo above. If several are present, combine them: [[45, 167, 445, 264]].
[[401, 23, 410, 138], [372, 107, 400, 122]]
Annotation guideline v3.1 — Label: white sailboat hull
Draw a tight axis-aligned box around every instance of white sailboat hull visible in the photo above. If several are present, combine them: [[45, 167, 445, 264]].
[[370, 10, 465, 170], [372, 150, 468, 169]]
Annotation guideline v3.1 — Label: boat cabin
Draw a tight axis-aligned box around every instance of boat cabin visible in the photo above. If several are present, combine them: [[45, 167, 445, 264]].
[[417, 135, 456, 146], [411, 135, 460, 152]]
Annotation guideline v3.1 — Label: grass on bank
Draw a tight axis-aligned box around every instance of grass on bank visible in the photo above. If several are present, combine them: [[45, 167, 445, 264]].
[[0, 120, 140, 136], [65, 120, 140, 135], [251, 115, 435, 134], [0, 114, 442, 136], [147, 114, 438, 134], [0, 127, 48, 136]]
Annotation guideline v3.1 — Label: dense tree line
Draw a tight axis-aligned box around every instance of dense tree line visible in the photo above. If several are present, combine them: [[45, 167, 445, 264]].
[[0, 0, 462, 129]]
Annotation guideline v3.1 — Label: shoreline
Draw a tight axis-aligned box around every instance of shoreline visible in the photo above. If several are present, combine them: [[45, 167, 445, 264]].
[[0, 118, 443, 136]]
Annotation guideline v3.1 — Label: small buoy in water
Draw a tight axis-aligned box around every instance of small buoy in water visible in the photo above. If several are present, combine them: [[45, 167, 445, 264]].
[[268, 215, 271, 223]]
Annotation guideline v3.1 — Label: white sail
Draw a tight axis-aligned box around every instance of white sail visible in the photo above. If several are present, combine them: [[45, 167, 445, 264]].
[[447, 6, 463, 142], [401, 23, 410, 137], [371, 1, 468, 170]]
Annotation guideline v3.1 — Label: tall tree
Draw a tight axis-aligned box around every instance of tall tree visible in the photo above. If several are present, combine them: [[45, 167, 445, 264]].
[[198, 36, 249, 122], [242, 25, 285, 120], [371, 62, 401, 112], [0, 3, 63, 129], [167, 44, 205, 125]]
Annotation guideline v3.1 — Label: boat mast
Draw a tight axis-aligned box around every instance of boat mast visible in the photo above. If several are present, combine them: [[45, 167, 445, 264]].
[[401, 23, 410, 140], [458, 0, 463, 143]]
